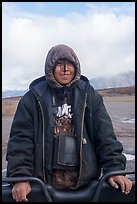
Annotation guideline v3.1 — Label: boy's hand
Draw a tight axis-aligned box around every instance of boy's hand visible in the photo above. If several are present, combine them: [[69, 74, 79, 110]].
[[12, 181, 31, 202], [108, 175, 132, 194]]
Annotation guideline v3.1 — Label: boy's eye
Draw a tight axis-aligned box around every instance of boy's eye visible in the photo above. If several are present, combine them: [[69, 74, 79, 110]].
[[57, 61, 61, 65]]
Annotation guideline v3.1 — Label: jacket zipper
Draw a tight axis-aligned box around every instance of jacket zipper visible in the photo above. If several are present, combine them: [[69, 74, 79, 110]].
[[38, 100, 46, 183], [76, 93, 87, 188]]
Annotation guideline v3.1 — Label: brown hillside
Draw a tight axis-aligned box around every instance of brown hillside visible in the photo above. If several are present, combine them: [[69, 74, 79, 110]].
[[2, 96, 21, 116], [98, 86, 135, 97]]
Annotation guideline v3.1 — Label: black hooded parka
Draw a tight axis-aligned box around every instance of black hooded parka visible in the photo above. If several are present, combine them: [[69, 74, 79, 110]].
[[6, 44, 126, 188]]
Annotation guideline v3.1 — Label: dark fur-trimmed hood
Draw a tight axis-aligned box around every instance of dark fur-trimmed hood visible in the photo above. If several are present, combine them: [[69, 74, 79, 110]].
[[44, 44, 81, 88]]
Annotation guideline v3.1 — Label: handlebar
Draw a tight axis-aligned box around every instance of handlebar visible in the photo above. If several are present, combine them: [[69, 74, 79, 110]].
[[2, 170, 135, 202]]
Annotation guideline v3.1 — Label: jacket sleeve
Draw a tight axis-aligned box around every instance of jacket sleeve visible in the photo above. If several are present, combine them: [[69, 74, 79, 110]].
[[6, 92, 35, 177], [90, 87, 126, 174]]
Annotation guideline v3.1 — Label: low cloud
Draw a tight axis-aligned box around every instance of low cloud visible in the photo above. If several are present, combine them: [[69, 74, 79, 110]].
[[2, 3, 135, 90]]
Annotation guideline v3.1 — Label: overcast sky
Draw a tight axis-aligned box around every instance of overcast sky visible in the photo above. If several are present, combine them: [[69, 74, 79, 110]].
[[2, 2, 135, 91]]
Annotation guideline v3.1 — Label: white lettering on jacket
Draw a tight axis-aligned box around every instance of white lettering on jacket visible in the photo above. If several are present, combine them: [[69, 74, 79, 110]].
[[56, 103, 72, 118]]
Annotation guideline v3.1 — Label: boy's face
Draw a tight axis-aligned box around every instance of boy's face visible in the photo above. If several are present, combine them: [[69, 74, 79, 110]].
[[54, 60, 75, 85]]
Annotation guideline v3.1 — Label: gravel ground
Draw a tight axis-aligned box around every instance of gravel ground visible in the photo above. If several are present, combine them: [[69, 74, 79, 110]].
[[2, 97, 135, 172], [104, 99, 135, 171]]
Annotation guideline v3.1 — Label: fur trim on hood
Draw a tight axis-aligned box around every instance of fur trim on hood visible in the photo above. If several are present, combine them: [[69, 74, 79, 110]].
[[45, 44, 81, 88]]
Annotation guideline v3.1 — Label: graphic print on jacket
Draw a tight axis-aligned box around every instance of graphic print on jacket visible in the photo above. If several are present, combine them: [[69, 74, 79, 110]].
[[54, 100, 74, 136], [52, 93, 79, 189]]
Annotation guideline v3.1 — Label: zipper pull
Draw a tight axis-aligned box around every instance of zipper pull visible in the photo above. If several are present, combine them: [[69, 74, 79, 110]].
[[82, 138, 87, 144]]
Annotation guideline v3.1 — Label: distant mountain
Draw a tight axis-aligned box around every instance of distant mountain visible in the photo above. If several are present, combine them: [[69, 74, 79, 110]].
[[90, 71, 135, 89], [2, 71, 135, 98], [2, 89, 28, 98]]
